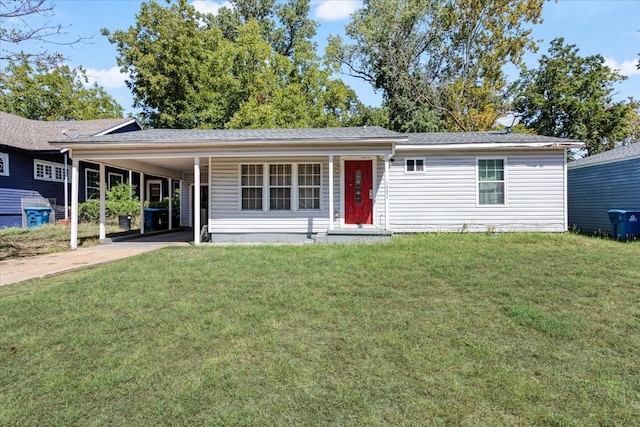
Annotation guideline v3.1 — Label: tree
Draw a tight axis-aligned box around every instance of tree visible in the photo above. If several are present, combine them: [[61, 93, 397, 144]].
[[326, 0, 544, 132], [104, 0, 363, 129], [205, 0, 317, 58], [0, 0, 84, 67], [514, 38, 636, 156], [0, 60, 124, 120]]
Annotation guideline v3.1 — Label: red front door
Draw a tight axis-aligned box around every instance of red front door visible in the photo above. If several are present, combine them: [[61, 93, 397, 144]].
[[345, 160, 373, 224]]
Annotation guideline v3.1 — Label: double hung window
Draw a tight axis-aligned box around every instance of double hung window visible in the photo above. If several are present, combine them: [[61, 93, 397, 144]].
[[478, 158, 506, 205], [0, 153, 8, 176]]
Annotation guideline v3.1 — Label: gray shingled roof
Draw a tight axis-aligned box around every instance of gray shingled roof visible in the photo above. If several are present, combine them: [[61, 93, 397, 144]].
[[568, 142, 640, 168], [50, 126, 405, 145], [0, 111, 139, 151], [406, 131, 583, 145]]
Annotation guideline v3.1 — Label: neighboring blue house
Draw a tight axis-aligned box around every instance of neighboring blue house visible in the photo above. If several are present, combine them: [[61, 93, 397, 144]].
[[0, 111, 146, 228], [567, 143, 640, 235]]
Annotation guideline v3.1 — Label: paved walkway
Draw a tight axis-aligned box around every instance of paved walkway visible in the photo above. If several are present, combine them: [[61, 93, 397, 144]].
[[0, 231, 192, 287]]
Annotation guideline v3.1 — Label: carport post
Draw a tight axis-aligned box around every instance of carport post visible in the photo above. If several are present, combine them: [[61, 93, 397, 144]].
[[99, 163, 106, 241], [168, 177, 173, 230], [140, 172, 145, 235], [70, 158, 79, 249], [194, 157, 201, 245]]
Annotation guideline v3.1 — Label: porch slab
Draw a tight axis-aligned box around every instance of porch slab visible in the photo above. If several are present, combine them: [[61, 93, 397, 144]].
[[326, 228, 393, 236]]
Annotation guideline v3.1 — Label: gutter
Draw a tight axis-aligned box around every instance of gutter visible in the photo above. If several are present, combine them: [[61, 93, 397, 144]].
[[396, 142, 585, 151]]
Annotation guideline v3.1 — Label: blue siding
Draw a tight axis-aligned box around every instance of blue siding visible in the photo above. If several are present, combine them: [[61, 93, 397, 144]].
[[568, 157, 640, 234], [0, 148, 68, 228], [0, 188, 45, 228]]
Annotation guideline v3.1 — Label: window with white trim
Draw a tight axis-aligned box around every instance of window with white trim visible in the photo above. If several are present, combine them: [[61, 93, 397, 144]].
[[298, 163, 321, 210], [241, 164, 263, 210], [477, 158, 505, 205], [108, 172, 123, 189], [34, 160, 67, 183], [269, 164, 291, 210], [405, 158, 425, 173], [0, 153, 8, 176], [85, 169, 100, 200], [240, 163, 322, 211]]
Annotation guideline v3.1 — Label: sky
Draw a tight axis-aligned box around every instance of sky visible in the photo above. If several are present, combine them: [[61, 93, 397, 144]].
[[4, 0, 640, 117]]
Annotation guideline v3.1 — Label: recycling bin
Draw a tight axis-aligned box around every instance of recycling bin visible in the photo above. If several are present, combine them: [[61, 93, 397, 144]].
[[607, 209, 640, 241], [25, 207, 52, 228], [144, 208, 169, 231]]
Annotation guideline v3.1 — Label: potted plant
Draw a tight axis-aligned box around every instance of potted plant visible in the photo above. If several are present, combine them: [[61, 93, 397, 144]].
[[106, 182, 139, 230]]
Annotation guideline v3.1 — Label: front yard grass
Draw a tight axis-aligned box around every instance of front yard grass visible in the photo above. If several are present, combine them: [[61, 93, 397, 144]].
[[1, 233, 638, 425]]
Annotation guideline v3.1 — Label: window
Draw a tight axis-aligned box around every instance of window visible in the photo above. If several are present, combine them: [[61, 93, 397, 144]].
[[35, 160, 67, 183], [269, 164, 291, 210], [298, 163, 321, 210], [241, 164, 263, 210], [0, 153, 8, 176], [85, 169, 100, 200], [108, 172, 123, 189], [240, 163, 322, 211], [478, 158, 505, 205], [405, 158, 425, 173]]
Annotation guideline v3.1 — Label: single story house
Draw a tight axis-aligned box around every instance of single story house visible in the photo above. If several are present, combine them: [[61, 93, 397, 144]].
[[0, 111, 175, 228], [49, 127, 583, 248], [568, 142, 640, 235]]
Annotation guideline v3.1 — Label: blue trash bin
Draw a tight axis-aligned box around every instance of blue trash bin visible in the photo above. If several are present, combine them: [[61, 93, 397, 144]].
[[144, 208, 169, 231], [608, 209, 640, 241], [25, 207, 52, 228]]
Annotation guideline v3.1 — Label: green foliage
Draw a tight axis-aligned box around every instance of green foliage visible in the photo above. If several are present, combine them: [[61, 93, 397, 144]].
[[103, 0, 362, 129], [77, 183, 140, 221], [78, 200, 100, 223], [514, 38, 637, 155], [106, 182, 139, 216], [0, 60, 124, 120], [326, 0, 544, 132], [145, 196, 179, 211]]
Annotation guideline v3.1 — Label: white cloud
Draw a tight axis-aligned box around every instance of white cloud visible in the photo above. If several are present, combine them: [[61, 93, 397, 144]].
[[605, 58, 640, 77], [191, 0, 232, 15], [314, 0, 362, 21], [84, 66, 127, 89]]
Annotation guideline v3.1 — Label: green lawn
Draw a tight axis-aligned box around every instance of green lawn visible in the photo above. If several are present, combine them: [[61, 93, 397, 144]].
[[1, 233, 638, 426]]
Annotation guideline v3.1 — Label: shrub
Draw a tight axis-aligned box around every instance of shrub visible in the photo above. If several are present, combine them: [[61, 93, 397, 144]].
[[78, 200, 100, 222], [106, 182, 139, 217]]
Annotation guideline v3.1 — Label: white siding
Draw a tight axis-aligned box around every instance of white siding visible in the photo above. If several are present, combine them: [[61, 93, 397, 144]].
[[388, 151, 567, 232], [209, 157, 332, 234], [181, 167, 208, 228]]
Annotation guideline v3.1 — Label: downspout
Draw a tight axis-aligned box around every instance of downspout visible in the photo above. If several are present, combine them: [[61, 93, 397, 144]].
[[564, 148, 568, 232], [70, 158, 79, 249], [329, 154, 334, 230]]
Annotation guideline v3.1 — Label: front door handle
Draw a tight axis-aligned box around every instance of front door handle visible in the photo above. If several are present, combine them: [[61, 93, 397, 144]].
[[369, 189, 373, 199]]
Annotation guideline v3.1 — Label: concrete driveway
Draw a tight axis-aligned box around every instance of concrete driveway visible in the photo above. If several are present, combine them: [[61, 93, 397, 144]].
[[0, 230, 192, 287]]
